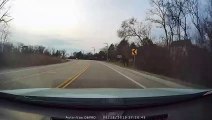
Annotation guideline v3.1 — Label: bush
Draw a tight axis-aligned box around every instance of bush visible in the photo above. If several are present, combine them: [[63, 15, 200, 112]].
[[0, 53, 64, 68], [136, 45, 171, 75], [135, 44, 212, 87]]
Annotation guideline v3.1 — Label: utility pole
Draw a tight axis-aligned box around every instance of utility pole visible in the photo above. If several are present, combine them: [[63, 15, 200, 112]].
[[104, 43, 109, 61]]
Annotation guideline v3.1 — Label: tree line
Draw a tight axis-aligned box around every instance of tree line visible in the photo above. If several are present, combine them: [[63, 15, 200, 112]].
[[0, 42, 67, 67], [104, 0, 212, 87], [117, 0, 212, 49], [150, 0, 212, 49], [0, 42, 67, 58]]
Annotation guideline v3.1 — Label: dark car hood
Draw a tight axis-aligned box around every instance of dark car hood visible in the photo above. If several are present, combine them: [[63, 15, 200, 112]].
[[0, 88, 211, 109]]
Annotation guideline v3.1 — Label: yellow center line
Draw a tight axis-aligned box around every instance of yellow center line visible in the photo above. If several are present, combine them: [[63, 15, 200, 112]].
[[56, 64, 90, 88]]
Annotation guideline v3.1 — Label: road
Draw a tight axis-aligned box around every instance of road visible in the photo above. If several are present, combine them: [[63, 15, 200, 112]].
[[0, 60, 188, 90]]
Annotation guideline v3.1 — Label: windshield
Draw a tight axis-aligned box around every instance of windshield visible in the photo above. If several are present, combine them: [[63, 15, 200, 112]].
[[0, 0, 211, 101], [1, 0, 212, 120]]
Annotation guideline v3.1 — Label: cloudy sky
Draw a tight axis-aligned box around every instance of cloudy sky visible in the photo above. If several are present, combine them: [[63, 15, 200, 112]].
[[9, 0, 151, 54]]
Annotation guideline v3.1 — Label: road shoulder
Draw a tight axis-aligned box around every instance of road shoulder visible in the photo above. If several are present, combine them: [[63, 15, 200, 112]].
[[106, 61, 206, 89]]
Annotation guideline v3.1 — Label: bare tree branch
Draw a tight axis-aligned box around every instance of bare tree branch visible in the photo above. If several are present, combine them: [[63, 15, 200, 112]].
[[0, 0, 12, 53], [117, 18, 152, 46]]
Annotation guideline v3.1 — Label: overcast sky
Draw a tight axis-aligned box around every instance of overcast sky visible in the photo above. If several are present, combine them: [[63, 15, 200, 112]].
[[9, 0, 151, 54]]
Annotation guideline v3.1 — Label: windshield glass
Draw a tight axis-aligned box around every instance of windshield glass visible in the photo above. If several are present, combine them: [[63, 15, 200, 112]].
[[0, 0, 211, 92], [1, 0, 212, 120]]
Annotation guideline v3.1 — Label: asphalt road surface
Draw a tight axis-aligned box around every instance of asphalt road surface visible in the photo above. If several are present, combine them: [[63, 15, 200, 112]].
[[0, 60, 188, 90]]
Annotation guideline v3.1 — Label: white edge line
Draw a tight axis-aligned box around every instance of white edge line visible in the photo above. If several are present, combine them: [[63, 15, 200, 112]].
[[100, 62, 146, 89], [114, 64, 187, 88]]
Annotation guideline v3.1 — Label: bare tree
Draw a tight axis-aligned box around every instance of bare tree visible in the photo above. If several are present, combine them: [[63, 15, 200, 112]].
[[0, 24, 9, 52], [147, 0, 169, 46], [203, 0, 212, 51], [117, 18, 152, 46], [148, 0, 191, 47], [166, 3, 175, 44], [188, 0, 205, 46], [166, 0, 189, 41], [0, 0, 12, 53], [172, 0, 184, 41], [61, 49, 66, 59], [34, 46, 45, 54], [175, 0, 190, 40]]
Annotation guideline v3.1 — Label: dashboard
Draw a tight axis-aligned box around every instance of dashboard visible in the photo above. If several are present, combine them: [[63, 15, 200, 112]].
[[0, 93, 211, 120]]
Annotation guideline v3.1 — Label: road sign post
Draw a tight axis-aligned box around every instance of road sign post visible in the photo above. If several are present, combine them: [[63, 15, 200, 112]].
[[133, 55, 136, 67], [131, 49, 137, 67]]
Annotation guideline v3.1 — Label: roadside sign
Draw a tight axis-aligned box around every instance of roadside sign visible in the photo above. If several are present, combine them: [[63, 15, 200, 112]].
[[131, 49, 137, 56], [131, 49, 137, 67]]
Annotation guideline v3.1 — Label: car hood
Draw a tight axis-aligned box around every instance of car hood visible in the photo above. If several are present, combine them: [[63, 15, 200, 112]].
[[0, 88, 211, 109]]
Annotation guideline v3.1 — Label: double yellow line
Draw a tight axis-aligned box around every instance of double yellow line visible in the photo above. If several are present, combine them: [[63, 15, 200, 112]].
[[57, 64, 90, 88]]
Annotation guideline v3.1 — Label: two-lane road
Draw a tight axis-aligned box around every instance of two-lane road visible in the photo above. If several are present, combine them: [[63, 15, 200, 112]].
[[0, 60, 188, 90]]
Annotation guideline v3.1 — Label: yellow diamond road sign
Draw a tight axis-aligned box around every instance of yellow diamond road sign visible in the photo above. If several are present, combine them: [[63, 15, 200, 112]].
[[132, 49, 137, 56]]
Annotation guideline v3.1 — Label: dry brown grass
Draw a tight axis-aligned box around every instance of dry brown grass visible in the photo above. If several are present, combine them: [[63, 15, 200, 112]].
[[0, 53, 65, 68]]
